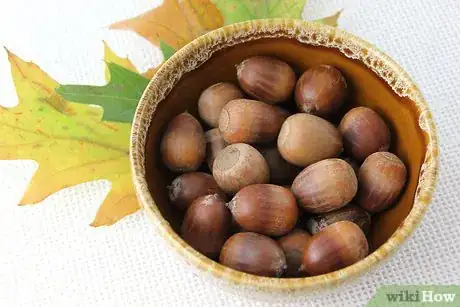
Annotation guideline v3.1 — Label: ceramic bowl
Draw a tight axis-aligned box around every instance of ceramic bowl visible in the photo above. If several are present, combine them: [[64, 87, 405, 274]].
[[130, 19, 438, 294]]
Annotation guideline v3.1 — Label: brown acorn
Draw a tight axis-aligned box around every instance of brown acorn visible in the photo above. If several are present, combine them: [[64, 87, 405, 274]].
[[339, 107, 391, 161], [213, 143, 269, 194], [341, 156, 360, 176], [278, 229, 312, 277], [292, 159, 358, 213], [295, 65, 347, 116], [228, 184, 299, 236], [181, 194, 231, 258], [219, 99, 288, 144], [198, 82, 245, 128], [205, 128, 228, 171], [357, 152, 407, 212], [160, 112, 205, 172], [168, 172, 224, 211], [219, 232, 287, 277], [259, 146, 300, 185], [237, 56, 296, 104], [304, 204, 371, 235], [278, 114, 343, 167], [301, 221, 369, 276]]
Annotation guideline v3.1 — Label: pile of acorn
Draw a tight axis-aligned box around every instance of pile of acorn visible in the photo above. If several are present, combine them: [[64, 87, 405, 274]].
[[160, 56, 407, 278]]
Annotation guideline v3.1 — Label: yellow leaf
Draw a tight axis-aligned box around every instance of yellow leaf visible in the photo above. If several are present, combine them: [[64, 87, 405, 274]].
[[110, 0, 224, 50], [142, 67, 158, 79], [103, 41, 138, 80], [1, 50, 140, 226], [103, 41, 159, 80], [90, 172, 139, 227], [314, 10, 343, 27]]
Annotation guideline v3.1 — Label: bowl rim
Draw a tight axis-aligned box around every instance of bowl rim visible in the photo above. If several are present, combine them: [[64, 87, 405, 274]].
[[130, 19, 439, 292]]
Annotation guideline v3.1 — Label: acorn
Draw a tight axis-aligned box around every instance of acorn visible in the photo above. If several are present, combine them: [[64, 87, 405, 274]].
[[339, 107, 391, 161], [341, 156, 360, 176], [295, 65, 347, 116], [168, 172, 224, 211], [292, 159, 358, 213], [212, 143, 269, 194], [304, 204, 371, 235], [218, 99, 288, 144], [237, 56, 296, 104], [357, 152, 407, 212], [181, 194, 231, 258], [301, 221, 369, 276], [219, 232, 287, 277], [278, 113, 343, 167], [278, 229, 312, 277], [228, 184, 299, 236], [160, 112, 205, 172], [275, 106, 291, 120], [259, 146, 300, 185], [205, 128, 228, 171], [198, 82, 245, 128]]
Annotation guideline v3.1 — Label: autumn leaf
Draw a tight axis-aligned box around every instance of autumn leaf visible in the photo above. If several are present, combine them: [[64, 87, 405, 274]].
[[142, 67, 158, 79], [56, 63, 149, 123], [160, 41, 176, 60], [214, 0, 307, 24], [110, 0, 224, 50], [1, 50, 139, 226], [103, 41, 158, 79], [103, 41, 138, 79], [314, 10, 343, 27]]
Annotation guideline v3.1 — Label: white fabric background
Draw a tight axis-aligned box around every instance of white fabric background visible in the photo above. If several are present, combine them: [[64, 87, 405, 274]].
[[0, 0, 459, 306]]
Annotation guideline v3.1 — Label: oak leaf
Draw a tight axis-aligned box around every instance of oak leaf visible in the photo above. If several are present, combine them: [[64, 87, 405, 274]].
[[56, 63, 149, 123], [160, 41, 176, 60], [215, 1, 342, 26], [1, 50, 139, 226], [214, 0, 307, 24], [110, 0, 224, 50], [103, 41, 158, 79]]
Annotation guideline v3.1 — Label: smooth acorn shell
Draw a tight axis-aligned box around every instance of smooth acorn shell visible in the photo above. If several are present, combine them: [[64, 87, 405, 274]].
[[339, 107, 391, 161], [160, 112, 205, 172], [219, 232, 287, 277], [295, 65, 347, 116], [228, 184, 299, 236], [301, 221, 369, 276], [198, 82, 245, 127], [278, 229, 312, 277], [304, 204, 371, 235], [168, 172, 224, 211], [219, 99, 288, 144], [259, 146, 300, 185], [212, 143, 269, 194], [181, 194, 231, 258], [357, 152, 407, 212], [205, 128, 228, 171], [292, 159, 358, 213], [277, 113, 343, 167], [236, 56, 296, 104]]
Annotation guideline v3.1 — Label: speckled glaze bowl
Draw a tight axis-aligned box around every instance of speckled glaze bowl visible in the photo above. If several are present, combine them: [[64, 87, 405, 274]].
[[130, 19, 438, 295]]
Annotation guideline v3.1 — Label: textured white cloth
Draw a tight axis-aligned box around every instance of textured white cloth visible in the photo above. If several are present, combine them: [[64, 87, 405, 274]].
[[0, 0, 459, 306]]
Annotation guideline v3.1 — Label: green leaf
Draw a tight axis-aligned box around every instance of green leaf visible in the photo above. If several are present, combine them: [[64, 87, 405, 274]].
[[56, 63, 149, 123], [214, 0, 307, 25], [160, 41, 176, 60]]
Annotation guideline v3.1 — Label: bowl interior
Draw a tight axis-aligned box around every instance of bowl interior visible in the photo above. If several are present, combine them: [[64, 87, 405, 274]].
[[143, 37, 428, 253]]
